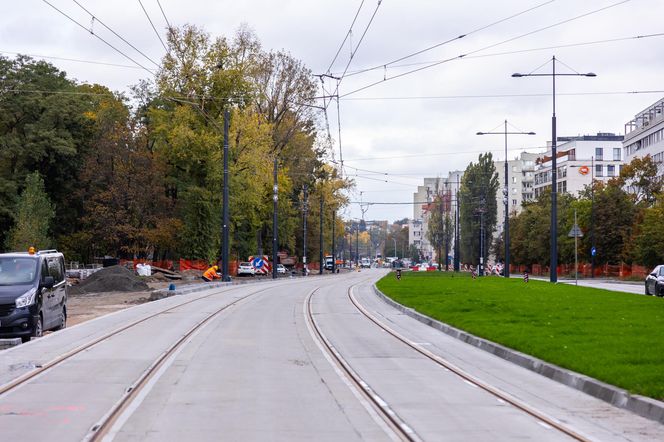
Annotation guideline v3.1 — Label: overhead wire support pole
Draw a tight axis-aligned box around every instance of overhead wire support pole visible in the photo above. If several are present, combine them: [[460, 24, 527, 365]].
[[272, 157, 278, 279], [320, 194, 324, 275], [303, 185, 308, 276], [512, 56, 595, 283], [477, 122, 535, 278], [221, 107, 230, 282]]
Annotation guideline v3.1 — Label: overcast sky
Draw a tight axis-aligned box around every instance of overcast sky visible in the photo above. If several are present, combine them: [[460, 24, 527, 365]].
[[3, 0, 664, 222]]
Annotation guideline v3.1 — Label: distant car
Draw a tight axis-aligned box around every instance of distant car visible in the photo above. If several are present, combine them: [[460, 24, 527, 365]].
[[276, 264, 286, 275], [237, 262, 255, 277], [645, 265, 664, 296]]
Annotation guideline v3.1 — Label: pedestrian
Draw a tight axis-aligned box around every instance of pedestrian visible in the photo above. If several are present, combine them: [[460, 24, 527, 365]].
[[202, 265, 221, 282]]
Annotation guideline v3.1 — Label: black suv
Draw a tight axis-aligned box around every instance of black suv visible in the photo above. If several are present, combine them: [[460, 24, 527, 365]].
[[0, 249, 68, 342]]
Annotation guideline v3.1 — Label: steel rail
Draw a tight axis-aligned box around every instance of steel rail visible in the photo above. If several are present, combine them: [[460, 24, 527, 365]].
[[348, 286, 593, 442], [85, 284, 275, 441], [305, 285, 421, 442], [0, 281, 285, 397]]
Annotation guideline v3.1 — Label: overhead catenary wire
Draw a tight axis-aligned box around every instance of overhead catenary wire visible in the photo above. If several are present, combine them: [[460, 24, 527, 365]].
[[340, 0, 632, 98], [328, 0, 383, 104], [0, 50, 144, 69], [156, 0, 172, 29], [333, 31, 664, 77], [71, 0, 160, 68], [41, 0, 156, 75], [340, 90, 664, 101], [137, 0, 169, 52], [343, 0, 556, 78], [325, 0, 366, 75]]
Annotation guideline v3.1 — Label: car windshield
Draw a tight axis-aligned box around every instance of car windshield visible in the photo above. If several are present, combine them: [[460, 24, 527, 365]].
[[0, 257, 38, 285]]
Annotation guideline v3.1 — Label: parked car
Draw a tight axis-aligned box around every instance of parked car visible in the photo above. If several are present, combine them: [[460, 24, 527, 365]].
[[0, 249, 68, 342], [645, 265, 664, 296], [237, 262, 255, 277], [276, 264, 286, 275]]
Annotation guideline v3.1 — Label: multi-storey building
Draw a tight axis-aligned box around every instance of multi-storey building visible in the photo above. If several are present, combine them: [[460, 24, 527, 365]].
[[533, 133, 625, 198], [623, 97, 664, 175], [494, 152, 539, 235]]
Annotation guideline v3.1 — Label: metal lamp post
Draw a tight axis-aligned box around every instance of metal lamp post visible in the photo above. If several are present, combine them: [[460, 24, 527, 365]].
[[477, 121, 535, 278], [512, 56, 595, 283]]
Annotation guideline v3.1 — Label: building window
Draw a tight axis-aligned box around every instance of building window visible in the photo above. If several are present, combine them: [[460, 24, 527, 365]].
[[595, 147, 603, 161], [607, 165, 615, 177], [596, 164, 603, 177], [512, 176, 517, 183], [613, 148, 621, 161], [512, 199, 517, 206], [568, 149, 576, 161]]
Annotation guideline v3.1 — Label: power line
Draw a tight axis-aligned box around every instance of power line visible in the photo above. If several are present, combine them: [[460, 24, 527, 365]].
[[329, 0, 383, 103], [137, 0, 168, 52], [71, 0, 160, 67], [344, 145, 547, 162], [341, 90, 664, 101], [0, 50, 144, 69], [325, 0, 366, 74], [336, 31, 664, 76], [156, 0, 172, 29], [344, 0, 556, 78], [340, 0, 631, 98], [41, 0, 155, 75]]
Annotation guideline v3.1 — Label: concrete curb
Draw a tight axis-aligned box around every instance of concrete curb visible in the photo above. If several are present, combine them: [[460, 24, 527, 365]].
[[372, 284, 664, 425]]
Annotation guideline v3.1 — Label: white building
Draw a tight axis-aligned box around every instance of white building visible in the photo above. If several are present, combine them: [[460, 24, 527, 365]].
[[494, 152, 539, 235], [412, 173, 462, 263], [623, 97, 664, 175], [533, 133, 625, 198]]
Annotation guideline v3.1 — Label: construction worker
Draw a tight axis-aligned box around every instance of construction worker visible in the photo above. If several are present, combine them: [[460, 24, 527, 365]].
[[202, 265, 221, 282]]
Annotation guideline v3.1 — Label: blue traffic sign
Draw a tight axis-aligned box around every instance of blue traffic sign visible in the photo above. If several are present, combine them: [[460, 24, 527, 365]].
[[252, 257, 264, 269], [591, 247, 596, 257]]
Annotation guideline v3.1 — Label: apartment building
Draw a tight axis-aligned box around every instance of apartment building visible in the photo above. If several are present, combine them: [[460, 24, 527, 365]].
[[623, 97, 664, 175]]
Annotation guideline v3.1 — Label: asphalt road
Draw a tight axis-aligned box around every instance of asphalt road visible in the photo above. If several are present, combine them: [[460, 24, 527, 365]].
[[0, 270, 662, 441]]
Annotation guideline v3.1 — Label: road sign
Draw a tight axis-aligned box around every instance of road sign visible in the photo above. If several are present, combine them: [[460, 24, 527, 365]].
[[251, 257, 264, 269], [568, 225, 583, 238], [591, 247, 596, 257]]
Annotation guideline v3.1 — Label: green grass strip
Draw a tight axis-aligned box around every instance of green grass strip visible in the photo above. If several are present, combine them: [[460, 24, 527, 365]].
[[376, 272, 664, 400]]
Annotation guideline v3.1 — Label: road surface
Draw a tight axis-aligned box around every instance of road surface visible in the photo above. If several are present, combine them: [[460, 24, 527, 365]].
[[0, 270, 661, 441]]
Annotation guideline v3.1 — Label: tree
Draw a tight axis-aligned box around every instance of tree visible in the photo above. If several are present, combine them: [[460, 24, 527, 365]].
[[629, 195, 664, 268], [6, 172, 54, 251], [615, 155, 663, 206], [0, 56, 95, 247], [459, 153, 499, 266], [427, 192, 453, 270]]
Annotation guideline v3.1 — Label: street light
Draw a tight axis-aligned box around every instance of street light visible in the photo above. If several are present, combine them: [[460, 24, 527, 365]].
[[477, 121, 535, 278], [512, 56, 596, 283]]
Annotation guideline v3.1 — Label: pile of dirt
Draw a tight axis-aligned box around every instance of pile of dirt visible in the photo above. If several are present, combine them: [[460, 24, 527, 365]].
[[70, 265, 151, 295]]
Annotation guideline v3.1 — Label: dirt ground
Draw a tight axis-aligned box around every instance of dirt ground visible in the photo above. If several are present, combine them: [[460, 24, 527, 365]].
[[66, 281, 186, 327]]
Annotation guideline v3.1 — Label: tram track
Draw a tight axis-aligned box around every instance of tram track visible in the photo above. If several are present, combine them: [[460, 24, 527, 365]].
[[305, 282, 421, 442], [346, 284, 593, 442], [0, 281, 289, 399]]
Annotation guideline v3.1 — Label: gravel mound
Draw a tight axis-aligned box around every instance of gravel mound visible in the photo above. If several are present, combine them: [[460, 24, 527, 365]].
[[70, 265, 150, 295]]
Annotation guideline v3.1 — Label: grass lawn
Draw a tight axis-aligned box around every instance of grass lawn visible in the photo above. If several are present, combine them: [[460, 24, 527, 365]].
[[376, 271, 664, 401]]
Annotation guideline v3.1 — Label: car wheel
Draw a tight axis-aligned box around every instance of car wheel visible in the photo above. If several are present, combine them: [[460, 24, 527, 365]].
[[54, 306, 67, 331], [23, 314, 43, 342]]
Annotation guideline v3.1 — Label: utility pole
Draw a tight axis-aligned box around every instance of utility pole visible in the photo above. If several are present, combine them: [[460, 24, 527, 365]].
[[272, 157, 278, 279], [332, 210, 336, 274], [221, 108, 231, 282], [319, 194, 324, 275], [355, 222, 359, 267], [454, 178, 460, 272], [302, 184, 308, 276]]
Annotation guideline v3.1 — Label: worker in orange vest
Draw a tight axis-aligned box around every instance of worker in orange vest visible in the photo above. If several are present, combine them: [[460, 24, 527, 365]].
[[202, 265, 221, 282]]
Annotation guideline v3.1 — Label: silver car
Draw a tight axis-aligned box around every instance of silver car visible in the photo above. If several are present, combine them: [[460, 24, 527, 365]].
[[237, 262, 255, 277], [645, 265, 664, 296]]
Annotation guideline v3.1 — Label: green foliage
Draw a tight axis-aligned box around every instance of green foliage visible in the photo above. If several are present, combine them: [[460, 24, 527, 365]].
[[179, 186, 220, 261], [377, 272, 664, 400], [6, 172, 54, 251], [459, 153, 499, 265], [631, 195, 664, 268]]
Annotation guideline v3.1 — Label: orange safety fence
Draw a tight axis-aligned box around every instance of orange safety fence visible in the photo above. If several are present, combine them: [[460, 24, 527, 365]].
[[510, 262, 652, 279]]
